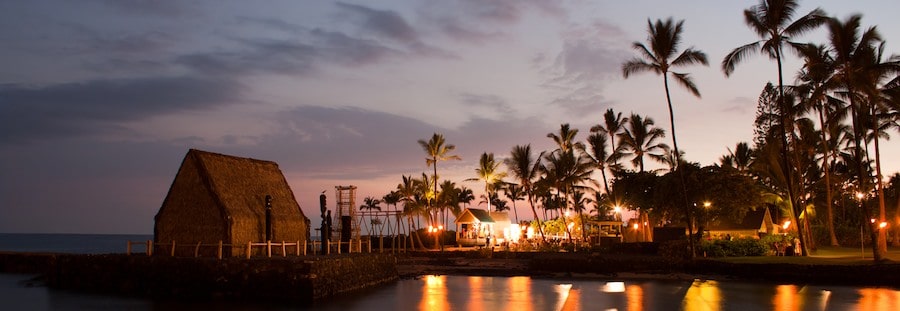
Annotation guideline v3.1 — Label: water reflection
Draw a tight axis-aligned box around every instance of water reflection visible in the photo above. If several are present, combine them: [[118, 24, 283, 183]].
[[419, 275, 449, 311], [407, 275, 900, 311], [774, 284, 801, 310]]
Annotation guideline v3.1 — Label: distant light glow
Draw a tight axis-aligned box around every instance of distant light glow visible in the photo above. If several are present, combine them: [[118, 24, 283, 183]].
[[603, 281, 625, 293]]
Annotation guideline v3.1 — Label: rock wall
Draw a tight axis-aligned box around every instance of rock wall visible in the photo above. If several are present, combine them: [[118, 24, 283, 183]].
[[34, 253, 397, 304]]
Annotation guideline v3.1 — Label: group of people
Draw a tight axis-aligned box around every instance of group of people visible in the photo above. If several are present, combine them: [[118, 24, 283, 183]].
[[773, 236, 802, 256]]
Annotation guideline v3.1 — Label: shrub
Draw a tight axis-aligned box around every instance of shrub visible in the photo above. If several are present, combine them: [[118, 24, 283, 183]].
[[658, 240, 691, 260], [699, 238, 768, 257]]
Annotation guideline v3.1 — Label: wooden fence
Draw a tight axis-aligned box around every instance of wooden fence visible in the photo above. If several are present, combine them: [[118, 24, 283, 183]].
[[127, 239, 382, 259]]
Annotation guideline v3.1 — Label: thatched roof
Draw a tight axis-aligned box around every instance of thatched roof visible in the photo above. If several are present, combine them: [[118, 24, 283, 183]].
[[455, 208, 495, 224], [155, 149, 309, 250], [708, 208, 772, 231]]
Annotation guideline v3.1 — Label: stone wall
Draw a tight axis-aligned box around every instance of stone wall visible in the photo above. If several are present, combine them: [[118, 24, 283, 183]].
[[29, 253, 398, 304]]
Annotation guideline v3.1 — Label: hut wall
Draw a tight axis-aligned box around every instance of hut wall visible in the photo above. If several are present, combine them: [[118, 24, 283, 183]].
[[196, 154, 308, 254], [155, 157, 226, 257]]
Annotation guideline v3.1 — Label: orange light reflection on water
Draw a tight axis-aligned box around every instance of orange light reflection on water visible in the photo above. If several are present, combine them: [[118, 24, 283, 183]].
[[627, 284, 644, 311], [682, 280, 721, 311], [857, 288, 900, 310], [559, 286, 581, 311], [469, 276, 483, 311], [419, 275, 449, 311], [773, 285, 802, 311], [507, 276, 533, 311]]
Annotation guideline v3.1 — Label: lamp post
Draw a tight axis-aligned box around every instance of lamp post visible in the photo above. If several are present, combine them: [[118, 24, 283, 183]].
[[856, 192, 865, 259], [429, 225, 444, 252]]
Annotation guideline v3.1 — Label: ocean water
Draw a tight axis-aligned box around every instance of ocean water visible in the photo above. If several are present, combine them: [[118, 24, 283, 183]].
[[2, 234, 899, 310], [0, 233, 152, 254]]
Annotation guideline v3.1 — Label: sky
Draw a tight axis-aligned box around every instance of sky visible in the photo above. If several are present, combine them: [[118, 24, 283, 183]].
[[2, 0, 900, 234]]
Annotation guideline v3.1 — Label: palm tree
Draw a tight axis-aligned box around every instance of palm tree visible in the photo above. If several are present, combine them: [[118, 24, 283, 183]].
[[623, 17, 707, 257], [571, 189, 594, 241], [468, 152, 507, 212], [542, 149, 595, 242], [823, 14, 896, 260], [623, 17, 708, 170], [397, 175, 425, 250], [458, 186, 475, 208], [722, 0, 826, 256], [591, 109, 628, 154], [548, 124, 584, 153], [359, 196, 382, 235], [382, 191, 402, 239], [418, 133, 461, 226], [585, 132, 613, 195], [796, 42, 843, 246], [505, 144, 547, 242], [438, 180, 462, 228], [504, 183, 525, 224], [723, 142, 755, 173], [617, 114, 669, 172]]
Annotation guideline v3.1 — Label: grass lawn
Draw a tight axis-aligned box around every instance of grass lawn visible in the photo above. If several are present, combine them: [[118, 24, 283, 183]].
[[715, 246, 900, 265]]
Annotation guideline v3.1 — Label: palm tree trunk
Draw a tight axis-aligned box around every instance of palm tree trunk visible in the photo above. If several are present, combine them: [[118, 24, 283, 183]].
[[848, 88, 882, 261], [872, 114, 888, 255], [817, 107, 840, 246], [775, 52, 808, 256], [528, 193, 546, 242], [664, 74, 692, 255], [512, 200, 520, 224], [894, 199, 900, 247]]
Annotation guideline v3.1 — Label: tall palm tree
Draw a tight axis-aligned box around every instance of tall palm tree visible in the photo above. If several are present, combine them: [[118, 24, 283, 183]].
[[467, 152, 507, 212], [722, 0, 826, 256], [418, 133, 461, 227], [585, 132, 613, 195], [623, 17, 707, 257], [617, 114, 669, 172], [505, 144, 547, 241], [623, 17, 708, 170], [796, 42, 843, 246], [823, 14, 896, 260]]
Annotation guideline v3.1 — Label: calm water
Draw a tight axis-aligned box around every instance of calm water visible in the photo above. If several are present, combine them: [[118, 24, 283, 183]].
[[0, 233, 152, 254], [2, 234, 899, 310]]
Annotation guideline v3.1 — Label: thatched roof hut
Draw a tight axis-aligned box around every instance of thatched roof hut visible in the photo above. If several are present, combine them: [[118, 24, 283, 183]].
[[707, 207, 776, 240], [154, 149, 310, 257]]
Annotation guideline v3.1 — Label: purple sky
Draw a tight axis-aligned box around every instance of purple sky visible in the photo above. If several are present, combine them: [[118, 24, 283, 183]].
[[2, 0, 900, 234]]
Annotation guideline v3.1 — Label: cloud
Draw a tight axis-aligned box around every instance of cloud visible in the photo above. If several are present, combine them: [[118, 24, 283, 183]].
[[722, 96, 754, 113], [0, 76, 243, 144], [541, 20, 631, 117], [176, 40, 320, 76], [335, 2, 455, 59], [455, 0, 565, 23], [95, 0, 196, 18], [336, 2, 419, 43], [458, 93, 514, 116]]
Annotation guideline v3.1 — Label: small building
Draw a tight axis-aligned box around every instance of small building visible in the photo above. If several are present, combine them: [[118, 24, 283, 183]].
[[454, 208, 511, 247], [154, 149, 310, 257], [706, 207, 776, 240]]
